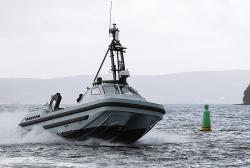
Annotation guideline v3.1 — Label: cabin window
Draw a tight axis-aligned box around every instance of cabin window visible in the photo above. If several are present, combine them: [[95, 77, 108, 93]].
[[91, 87, 101, 95], [103, 85, 119, 94], [120, 86, 139, 96]]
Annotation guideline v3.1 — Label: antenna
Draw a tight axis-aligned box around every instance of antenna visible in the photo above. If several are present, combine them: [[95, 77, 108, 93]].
[[109, 1, 112, 31], [93, 1, 129, 85]]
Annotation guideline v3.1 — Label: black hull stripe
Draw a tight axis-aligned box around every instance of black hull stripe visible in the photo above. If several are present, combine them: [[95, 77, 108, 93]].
[[43, 115, 89, 129], [19, 101, 165, 127]]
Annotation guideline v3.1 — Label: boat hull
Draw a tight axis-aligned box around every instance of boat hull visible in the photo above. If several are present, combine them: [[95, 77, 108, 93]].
[[19, 98, 165, 144], [60, 110, 161, 143]]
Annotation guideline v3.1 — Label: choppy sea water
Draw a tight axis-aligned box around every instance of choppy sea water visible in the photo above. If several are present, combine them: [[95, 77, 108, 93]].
[[0, 104, 249, 168]]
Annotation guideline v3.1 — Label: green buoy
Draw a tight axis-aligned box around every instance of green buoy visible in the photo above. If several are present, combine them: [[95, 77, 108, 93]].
[[200, 104, 212, 131]]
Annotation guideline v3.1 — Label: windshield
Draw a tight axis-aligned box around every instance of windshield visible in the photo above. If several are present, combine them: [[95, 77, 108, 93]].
[[120, 86, 139, 96], [103, 85, 120, 94]]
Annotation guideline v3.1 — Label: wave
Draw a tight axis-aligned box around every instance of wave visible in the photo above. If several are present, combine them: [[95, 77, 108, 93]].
[[135, 130, 189, 146]]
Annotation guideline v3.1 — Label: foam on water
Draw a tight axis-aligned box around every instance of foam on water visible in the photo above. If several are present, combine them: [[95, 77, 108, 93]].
[[136, 130, 189, 146], [0, 107, 65, 145]]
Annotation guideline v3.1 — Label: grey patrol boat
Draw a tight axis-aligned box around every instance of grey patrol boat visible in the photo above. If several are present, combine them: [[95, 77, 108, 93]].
[[19, 24, 166, 144]]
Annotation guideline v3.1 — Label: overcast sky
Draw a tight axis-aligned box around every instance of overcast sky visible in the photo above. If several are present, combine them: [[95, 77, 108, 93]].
[[0, 0, 250, 78]]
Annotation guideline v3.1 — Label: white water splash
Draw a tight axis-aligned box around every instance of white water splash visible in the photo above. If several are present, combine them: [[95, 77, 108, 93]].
[[136, 130, 189, 146], [0, 108, 65, 145]]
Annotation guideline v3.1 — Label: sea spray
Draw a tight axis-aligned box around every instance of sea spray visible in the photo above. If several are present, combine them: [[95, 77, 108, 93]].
[[135, 130, 189, 146], [0, 106, 65, 145]]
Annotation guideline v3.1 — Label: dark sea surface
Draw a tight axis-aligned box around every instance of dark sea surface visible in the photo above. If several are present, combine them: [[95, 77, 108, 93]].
[[0, 104, 249, 168]]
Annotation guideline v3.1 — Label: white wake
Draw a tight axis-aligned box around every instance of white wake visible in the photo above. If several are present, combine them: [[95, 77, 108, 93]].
[[0, 107, 65, 145]]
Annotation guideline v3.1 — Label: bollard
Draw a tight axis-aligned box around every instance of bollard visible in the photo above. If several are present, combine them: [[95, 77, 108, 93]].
[[200, 104, 212, 131]]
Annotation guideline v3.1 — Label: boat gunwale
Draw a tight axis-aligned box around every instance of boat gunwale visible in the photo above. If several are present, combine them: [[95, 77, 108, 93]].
[[19, 98, 166, 127]]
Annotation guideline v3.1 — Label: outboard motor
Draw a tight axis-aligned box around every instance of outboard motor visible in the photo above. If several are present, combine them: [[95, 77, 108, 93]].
[[49, 93, 62, 111]]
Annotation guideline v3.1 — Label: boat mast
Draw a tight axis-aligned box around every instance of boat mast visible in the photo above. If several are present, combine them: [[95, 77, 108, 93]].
[[109, 24, 125, 80], [93, 23, 129, 85]]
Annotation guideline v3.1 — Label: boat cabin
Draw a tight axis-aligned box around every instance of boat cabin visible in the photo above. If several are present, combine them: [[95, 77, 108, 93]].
[[78, 84, 145, 104]]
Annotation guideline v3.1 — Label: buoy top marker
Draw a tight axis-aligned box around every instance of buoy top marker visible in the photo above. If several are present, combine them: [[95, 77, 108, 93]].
[[204, 104, 209, 110]]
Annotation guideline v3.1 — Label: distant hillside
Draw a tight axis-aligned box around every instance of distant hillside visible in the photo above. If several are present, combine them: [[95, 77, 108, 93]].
[[0, 70, 249, 104]]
